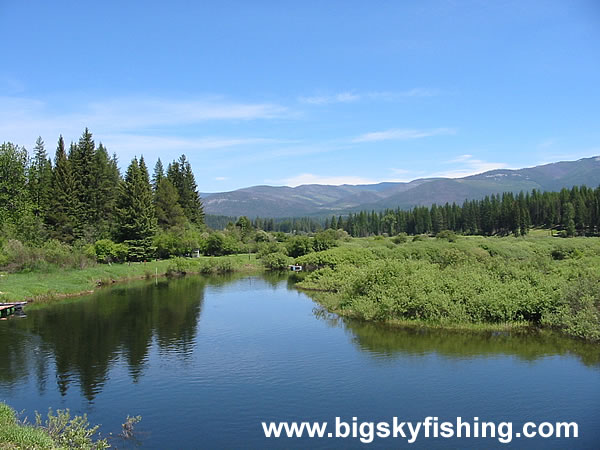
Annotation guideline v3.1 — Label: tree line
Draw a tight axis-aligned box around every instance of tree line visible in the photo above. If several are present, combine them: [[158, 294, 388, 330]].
[[325, 186, 600, 237], [211, 186, 600, 238], [0, 129, 204, 260]]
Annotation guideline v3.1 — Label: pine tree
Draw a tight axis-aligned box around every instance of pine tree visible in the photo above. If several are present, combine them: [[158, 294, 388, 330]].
[[563, 202, 576, 237], [89, 143, 121, 238], [67, 128, 97, 239], [0, 142, 31, 234], [154, 178, 186, 229], [47, 136, 79, 242], [117, 157, 157, 260], [330, 215, 337, 230], [28, 136, 53, 222], [152, 159, 165, 192], [166, 155, 204, 226]]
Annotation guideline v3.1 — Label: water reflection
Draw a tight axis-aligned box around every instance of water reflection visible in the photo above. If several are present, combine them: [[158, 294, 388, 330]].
[[312, 306, 600, 367], [0, 275, 230, 400], [1, 273, 599, 406]]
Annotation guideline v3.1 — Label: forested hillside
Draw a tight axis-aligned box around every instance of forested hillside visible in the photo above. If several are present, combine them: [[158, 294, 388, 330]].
[[202, 157, 600, 217]]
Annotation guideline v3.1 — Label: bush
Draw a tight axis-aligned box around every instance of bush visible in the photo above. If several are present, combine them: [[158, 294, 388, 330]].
[[94, 239, 128, 263], [313, 230, 338, 252], [286, 235, 313, 258], [205, 232, 242, 256], [0, 239, 95, 272], [35, 408, 109, 449], [205, 232, 226, 256], [296, 246, 375, 269], [543, 275, 600, 341], [436, 230, 458, 242], [166, 257, 193, 276], [254, 230, 272, 243], [257, 241, 287, 258], [262, 252, 293, 271], [392, 233, 407, 244], [154, 227, 206, 259], [215, 259, 235, 273], [0, 402, 110, 449]]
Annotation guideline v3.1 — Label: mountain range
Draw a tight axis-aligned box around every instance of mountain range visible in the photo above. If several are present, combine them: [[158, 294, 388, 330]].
[[202, 156, 600, 218]]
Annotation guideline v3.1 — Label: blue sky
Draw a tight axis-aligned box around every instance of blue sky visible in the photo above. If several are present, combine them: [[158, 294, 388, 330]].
[[1, 0, 599, 192]]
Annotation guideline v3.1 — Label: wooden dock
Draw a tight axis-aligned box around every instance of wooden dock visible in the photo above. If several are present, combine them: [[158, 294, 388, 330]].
[[0, 302, 27, 318]]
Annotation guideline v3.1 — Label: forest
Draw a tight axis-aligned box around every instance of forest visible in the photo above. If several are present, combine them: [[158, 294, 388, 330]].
[[1, 129, 205, 264], [1, 128, 599, 273], [241, 185, 600, 237]]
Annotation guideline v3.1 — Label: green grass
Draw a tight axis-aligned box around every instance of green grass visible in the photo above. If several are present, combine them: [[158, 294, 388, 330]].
[[0, 403, 56, 449], [0, 254, 261, 303]]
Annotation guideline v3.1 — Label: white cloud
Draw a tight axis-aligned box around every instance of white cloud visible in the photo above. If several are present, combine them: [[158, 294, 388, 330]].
[[449, 154, 473, 163], [100, 134, 279, 154], [353, 127, 456, 143], [299, 88, 440, 105], [429, 154, 510, 178], [367, 88, 440, 100], [298, 91, 360, 105], [214, 176, 229, 181], [0, 95, 290, 149]]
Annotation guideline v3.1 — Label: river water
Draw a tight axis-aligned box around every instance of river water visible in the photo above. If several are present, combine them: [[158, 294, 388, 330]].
[[0, 274, 598, 448]]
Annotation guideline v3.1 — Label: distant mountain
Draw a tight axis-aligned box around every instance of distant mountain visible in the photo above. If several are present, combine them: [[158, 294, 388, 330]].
[[202, 156, 600, 218]]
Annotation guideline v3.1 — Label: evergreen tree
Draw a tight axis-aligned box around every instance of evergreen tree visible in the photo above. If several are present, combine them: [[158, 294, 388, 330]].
[[154, 178, 186, 229], [117, 157, 157, 260], [152, 159, 165, 192], [563, 202, 576, 237], [166, 155, 204, 225], [89, 143, 121, 238], [28, 136, 53, 221], [0, 142, 31, 235], [48, 136, 79, 242]]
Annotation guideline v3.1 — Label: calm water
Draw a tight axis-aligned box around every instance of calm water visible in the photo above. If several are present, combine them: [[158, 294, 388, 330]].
[[1, 274, 599, 448]]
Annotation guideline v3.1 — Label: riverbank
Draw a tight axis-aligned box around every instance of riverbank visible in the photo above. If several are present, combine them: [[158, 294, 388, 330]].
[[0, 255, 262, 304], [0, 402, 110, 449], [296, 234, 600, 342]]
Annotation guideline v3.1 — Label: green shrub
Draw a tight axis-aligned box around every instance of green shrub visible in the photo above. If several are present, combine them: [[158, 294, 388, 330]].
[[94, 239, 128, 263], [166, 257, 193, 276], [262, 252, 293, 271], [0, 403, 109, 449], [543, 275, 600, 341], [257, 241, 287, 258], [313, 230, 338, 252], [392, 233, 408, 244], [35, 408, 109, 449], [0, 239, 95, 272], [215, 259, 235, 273], [296, 246, 375, 269], [436, 230, 458, 242], [286, 235, 313, 258], [205, 232, 226, 256]]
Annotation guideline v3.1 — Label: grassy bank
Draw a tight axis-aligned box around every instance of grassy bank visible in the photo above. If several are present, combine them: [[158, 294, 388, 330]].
[[0, 402, 111, 449], [296, 233, 600, 341], [0, 254, 261, 303]]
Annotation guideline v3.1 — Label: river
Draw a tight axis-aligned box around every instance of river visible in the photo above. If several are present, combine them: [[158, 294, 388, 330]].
[[1, 274, 599, 448]]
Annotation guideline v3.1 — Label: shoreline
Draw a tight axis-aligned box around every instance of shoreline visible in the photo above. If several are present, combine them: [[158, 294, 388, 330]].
[[0, 256, 263, 305]]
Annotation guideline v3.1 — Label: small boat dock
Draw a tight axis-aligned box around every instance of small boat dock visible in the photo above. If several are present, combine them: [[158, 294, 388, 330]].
[[0, 302, 27, 318]]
